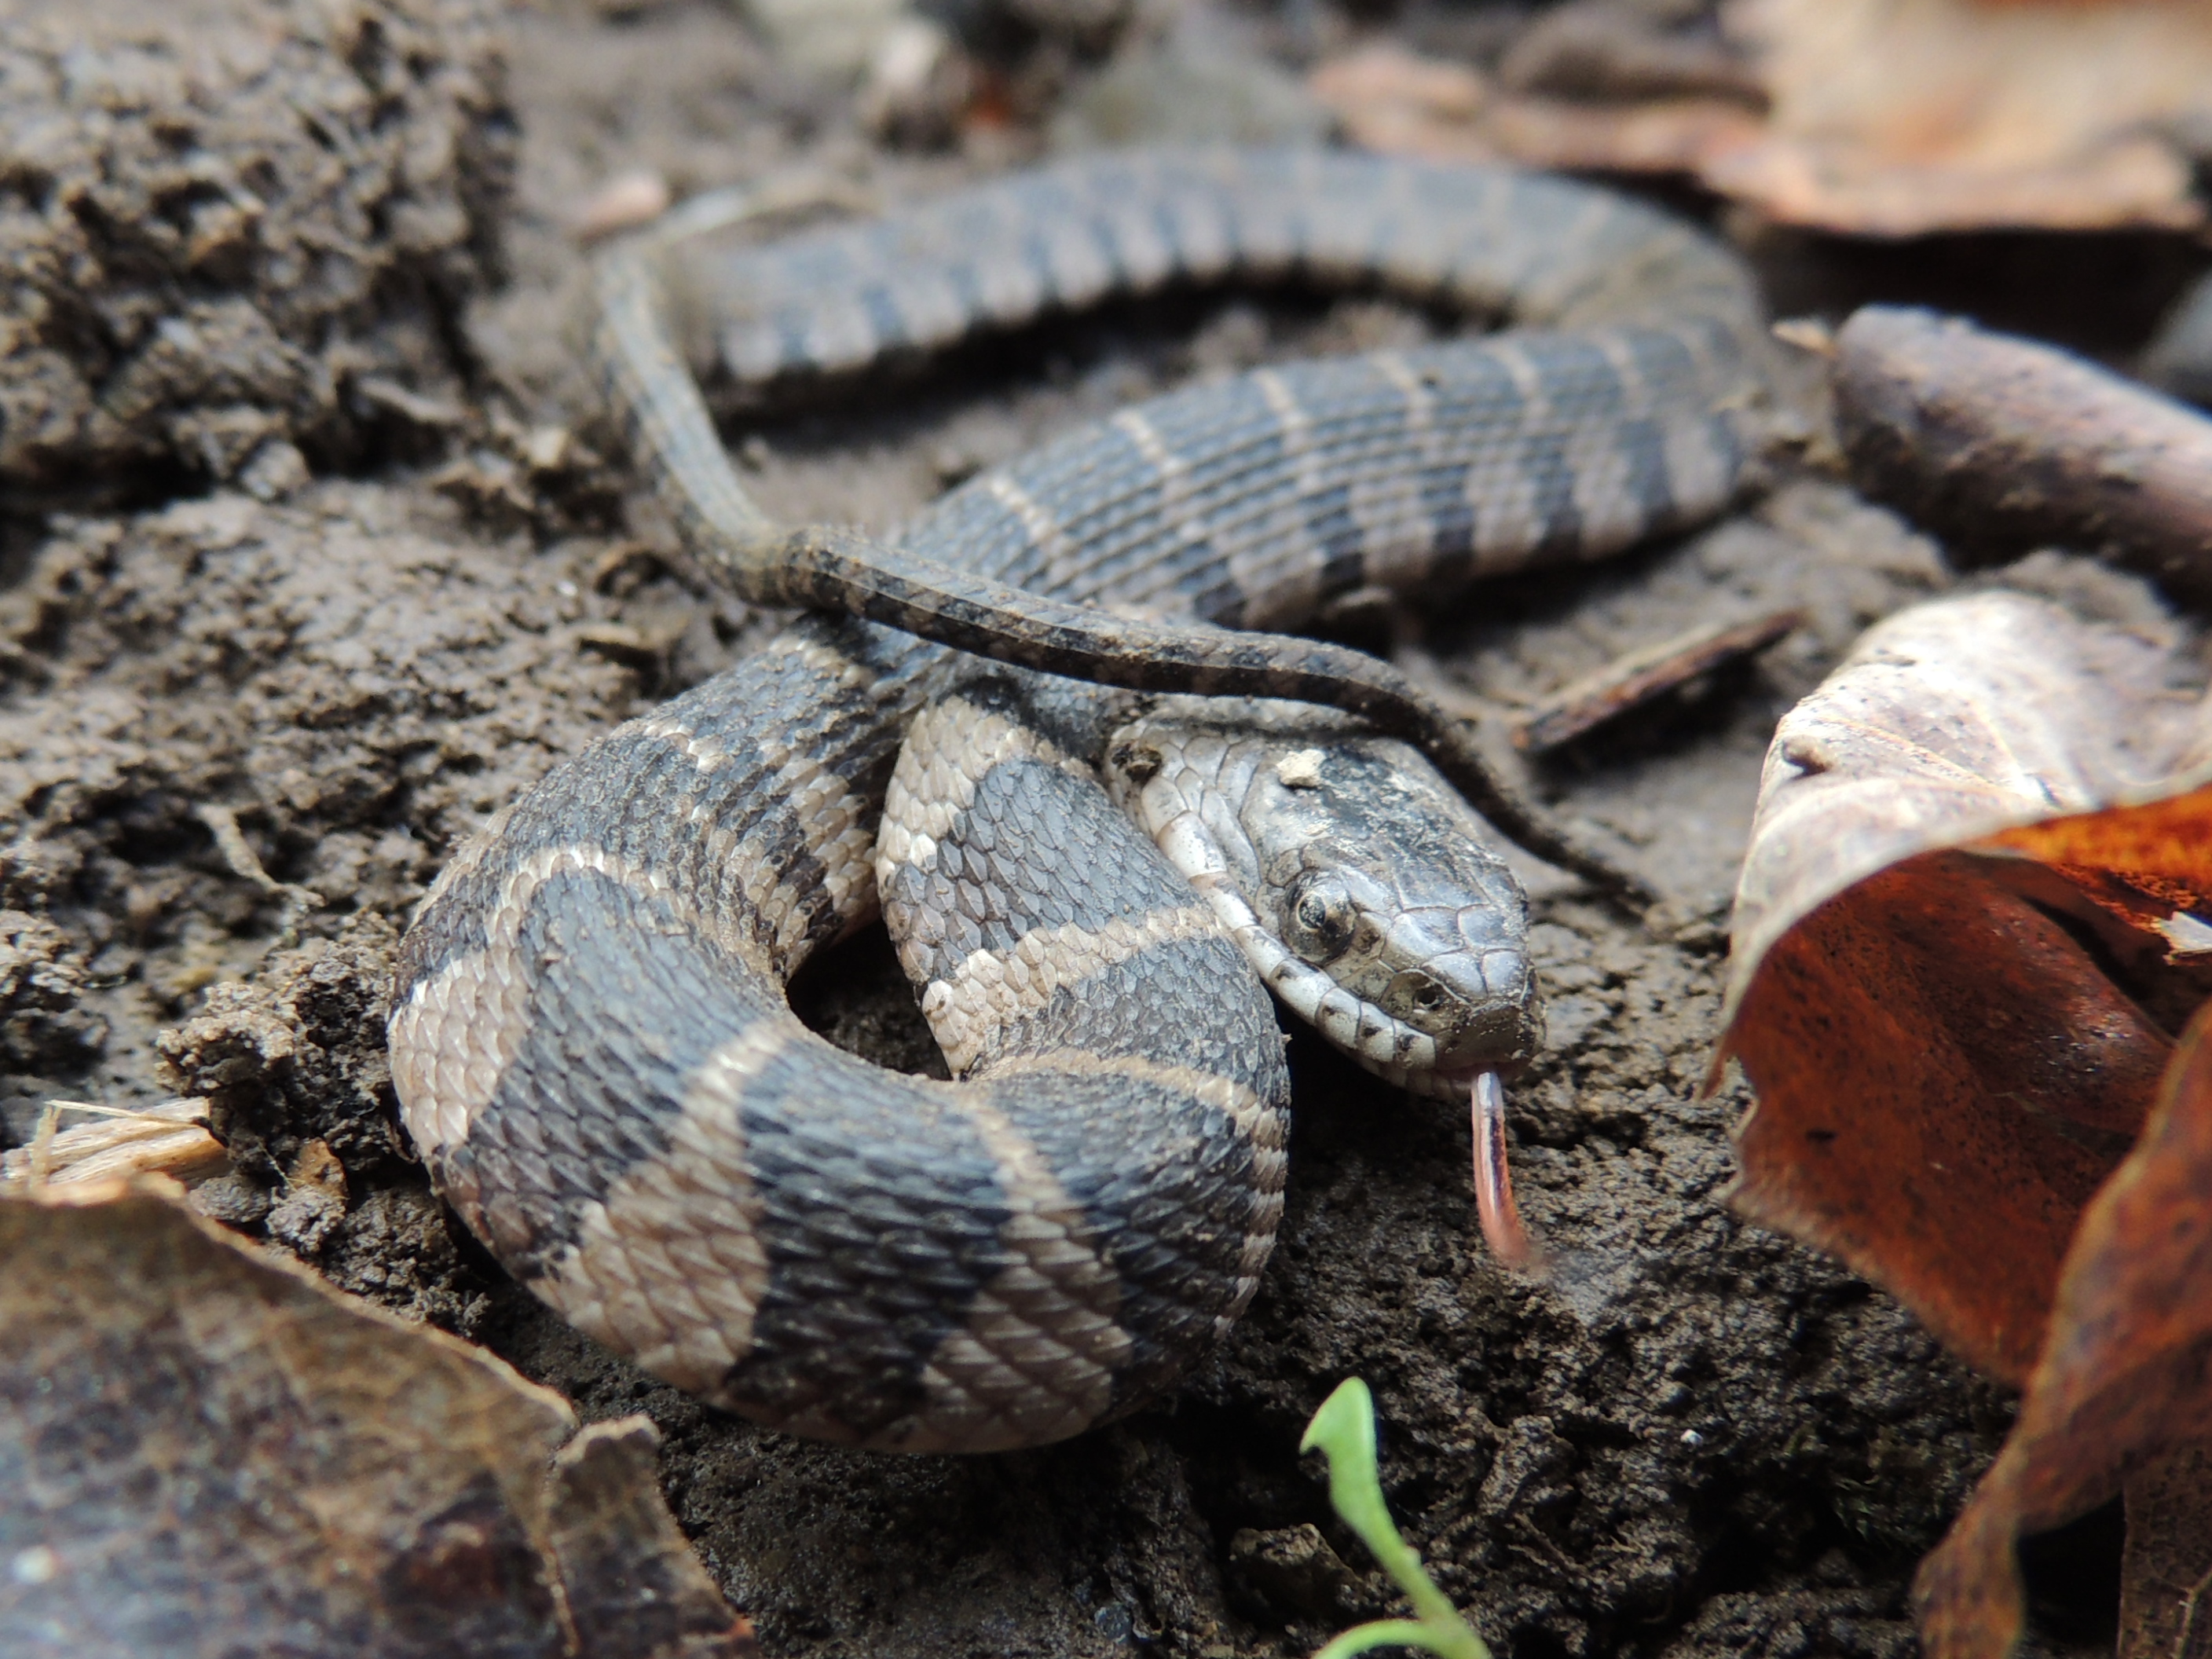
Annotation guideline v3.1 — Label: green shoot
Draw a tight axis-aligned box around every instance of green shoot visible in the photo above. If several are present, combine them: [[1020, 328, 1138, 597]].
[[1299, 1379, 1490, 1659]]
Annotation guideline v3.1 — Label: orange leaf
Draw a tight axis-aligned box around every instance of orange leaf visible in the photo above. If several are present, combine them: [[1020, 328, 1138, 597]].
[[1727, 852, 2170, 1382], [1983, 794, 2212, 958], [1719, 588, 2211, 1382]]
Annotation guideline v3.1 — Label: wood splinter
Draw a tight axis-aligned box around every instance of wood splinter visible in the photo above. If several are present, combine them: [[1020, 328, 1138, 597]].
[[1511, 608, 1807, 755]]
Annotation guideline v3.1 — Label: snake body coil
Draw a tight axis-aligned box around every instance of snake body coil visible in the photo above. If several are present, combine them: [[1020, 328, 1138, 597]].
[[388, 148, 1767, 1452]]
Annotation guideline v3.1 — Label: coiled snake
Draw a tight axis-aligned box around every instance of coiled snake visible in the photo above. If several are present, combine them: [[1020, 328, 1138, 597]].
[[386, 148, 1768, 1452]]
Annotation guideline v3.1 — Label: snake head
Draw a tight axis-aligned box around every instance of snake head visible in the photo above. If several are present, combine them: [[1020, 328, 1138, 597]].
[[1107, 701, 1542, 1100]]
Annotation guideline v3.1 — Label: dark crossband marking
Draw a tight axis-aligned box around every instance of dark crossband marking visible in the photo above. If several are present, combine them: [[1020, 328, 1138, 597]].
[[540, 1021, 788, 1393], [983, 1047, 1286, 1328], [984, 1049, 1284, 1202], [876, 694, 1094, 875], [917, 1089, 1136, 1447], [392, 146, 1770, 1452], [390, 844, 760, 1162], [919, 905, 1221, 1076]]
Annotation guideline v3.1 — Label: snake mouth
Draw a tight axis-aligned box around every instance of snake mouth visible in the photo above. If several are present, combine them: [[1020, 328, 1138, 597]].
[[1432, 1053, 1532, 1084], [1421, 1049, 1534, 1101]]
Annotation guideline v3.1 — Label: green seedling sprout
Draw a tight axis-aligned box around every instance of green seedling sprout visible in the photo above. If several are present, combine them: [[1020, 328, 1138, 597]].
[[1298, 1378, 1490, 1659]]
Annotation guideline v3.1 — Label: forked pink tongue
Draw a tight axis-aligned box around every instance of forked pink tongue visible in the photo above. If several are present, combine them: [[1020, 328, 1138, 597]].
[[1473, 1070, 1542, 1272]]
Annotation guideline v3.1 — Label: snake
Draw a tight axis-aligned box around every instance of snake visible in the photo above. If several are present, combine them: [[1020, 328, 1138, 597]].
[[386, 148, 1768, 1453]]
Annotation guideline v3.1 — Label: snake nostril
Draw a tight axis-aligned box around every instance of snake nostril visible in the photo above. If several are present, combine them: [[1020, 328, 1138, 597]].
[[1385, 969, 1455, 1024]]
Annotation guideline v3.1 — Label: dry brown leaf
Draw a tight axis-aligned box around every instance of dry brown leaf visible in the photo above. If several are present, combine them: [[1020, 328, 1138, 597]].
[[1914, 1003, 2212, 1659], [1308, 42, 1763, 174], [1317, 2, 2212, 231], [548, 1419, 760, 1658], [2121, 1442, 2212, 1659], [1498, 0, 1769, 107], [1484, 95, 1767, 176], [0, 1181, 754, 1659], [1711, 0, 2212, 233], [1309, 46, 1502, 164], [1719, 588, 2212, 1382]]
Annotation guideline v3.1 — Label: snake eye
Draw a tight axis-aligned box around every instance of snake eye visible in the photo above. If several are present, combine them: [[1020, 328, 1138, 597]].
[[1284, 873, 1357, 965]]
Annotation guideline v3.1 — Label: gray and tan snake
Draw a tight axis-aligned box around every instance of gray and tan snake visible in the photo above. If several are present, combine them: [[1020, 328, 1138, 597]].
[[386, 148, 1768, 1452]]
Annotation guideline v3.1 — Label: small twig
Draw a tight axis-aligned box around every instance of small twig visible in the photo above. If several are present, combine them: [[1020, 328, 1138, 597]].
[[569, 169, 673, 244], [26, 1100, 59, 1191], [1393, 643, 1660, 907], [195, 803, 289, 894], [1832, 305, 2212, 603], [2, 1097, 221, 1193], [36, 1099, 201, 1122], [1510, 607, 1806, 754], [353, 375, 467, 428], [194, 804, 320, 939]]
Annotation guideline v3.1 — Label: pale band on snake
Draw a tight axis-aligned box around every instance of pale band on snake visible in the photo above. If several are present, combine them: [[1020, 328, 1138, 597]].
[[386, 147, 1771, 1452]]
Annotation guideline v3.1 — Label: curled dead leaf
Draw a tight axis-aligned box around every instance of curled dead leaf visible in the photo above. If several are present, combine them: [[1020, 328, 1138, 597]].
[[1726, 590, 2205, 1007], [1712, 0, 2212, 233], [1718, 588, 2212, 1382], [1307, 42, 1764, 174], [0, 1181, 754, 1659], [1317, 0, 2212, 233], [1914, 1001, 2212, 1659]]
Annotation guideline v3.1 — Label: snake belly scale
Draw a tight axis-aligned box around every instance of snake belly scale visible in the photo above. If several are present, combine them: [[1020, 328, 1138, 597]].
[[387, 148, 1768, 1452]]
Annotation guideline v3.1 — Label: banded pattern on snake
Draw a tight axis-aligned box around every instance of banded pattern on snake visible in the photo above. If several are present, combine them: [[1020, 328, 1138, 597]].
[[386, 148, 1770, 1452]]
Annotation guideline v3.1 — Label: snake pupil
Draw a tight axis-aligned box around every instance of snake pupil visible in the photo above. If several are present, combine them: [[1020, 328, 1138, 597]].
[[1286, 873, 1356, 964]]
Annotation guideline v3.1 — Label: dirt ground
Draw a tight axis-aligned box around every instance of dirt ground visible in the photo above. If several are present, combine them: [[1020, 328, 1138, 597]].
[[4, 1, 2202, 1655]]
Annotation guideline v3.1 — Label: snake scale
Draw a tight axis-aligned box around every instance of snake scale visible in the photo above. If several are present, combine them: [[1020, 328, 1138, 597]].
[[387, 148, 1769, 1452]]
